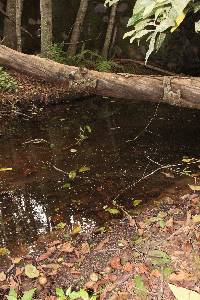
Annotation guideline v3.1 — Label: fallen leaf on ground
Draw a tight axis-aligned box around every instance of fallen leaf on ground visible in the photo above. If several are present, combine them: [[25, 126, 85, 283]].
[[169, 270, 193, 282], [36, 246, 56, 261], [95, 237, 109, 251], [169, 283, 200, 300], [183, 241, 193, 256], [15, 267, 24, 277], [109, 256, 121, 269], [189, 185, 200, 191], [123, 262, 133, 273], [25, 264, 39, 278], [60, 242, 74, 253], [0, 272, 6, 282], [81, 242, 90, 254]]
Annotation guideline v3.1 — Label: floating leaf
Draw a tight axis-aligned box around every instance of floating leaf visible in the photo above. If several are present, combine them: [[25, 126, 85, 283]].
[[71, 225, 81, 235], [63, 182, 71, 189], [0, 168, 12, 172], [149, 250, 171, 266], [189, 184, 200, 191], [69, 171, 77, 180], [79, 166, 90, 173], [25, 264, 39, 279], [105, 207, 120, 215], [169, 283, 200, 300], [21, 289, 36, 300], [0, 247, 10, 256], [132, 199, 142, 206], [134, 274, 148, 297]]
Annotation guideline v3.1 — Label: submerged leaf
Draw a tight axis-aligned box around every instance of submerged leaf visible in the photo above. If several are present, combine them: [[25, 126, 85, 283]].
[[132, 199, 142, 206], [79, 166, 90, 173], [105, 207, 120, 215], [69, 171, 77, 180], [0, 167, 12, 172], [0, 247, 10, 256], [189, 184, 200, 191], [71, 225, 81, 235]]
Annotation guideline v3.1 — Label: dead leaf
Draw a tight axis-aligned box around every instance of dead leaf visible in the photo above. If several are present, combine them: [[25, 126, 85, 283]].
[[150, 269, 161, 278], [15, 267, 24, 277], [109, 256, 121, 270], [37, 246, 56, 262], [189, 184, 200, 191], [123, 262, 133, 273], [95, 237, 109, 251], [166, 217, 174, 228], [0, 272, 6, 282], [169, 283, 200, 300], [11, 257, 22, 264], [60, 242, 74, 253], [81, 242, 90, 254], [183, 242, 192, 256], [169, 270, 192, 282]]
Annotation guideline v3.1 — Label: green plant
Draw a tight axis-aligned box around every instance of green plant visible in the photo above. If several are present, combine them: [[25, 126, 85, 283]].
[[105, 0, 200, 62], [56, 287, 96, 300], [6, 288, 36, 300], [46, 43, 67, 64], [0, 67, 18, 92]]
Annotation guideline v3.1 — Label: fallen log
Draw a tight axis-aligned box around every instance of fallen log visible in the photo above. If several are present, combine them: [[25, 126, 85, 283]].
[[1, 45, 200, 109]]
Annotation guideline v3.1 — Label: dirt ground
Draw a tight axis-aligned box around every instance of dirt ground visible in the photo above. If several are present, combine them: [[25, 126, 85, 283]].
[[0, 181, 200, 300]]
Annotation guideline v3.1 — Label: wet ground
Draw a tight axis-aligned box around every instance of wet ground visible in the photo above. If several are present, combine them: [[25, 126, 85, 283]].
[[0, 97, 200, 252]]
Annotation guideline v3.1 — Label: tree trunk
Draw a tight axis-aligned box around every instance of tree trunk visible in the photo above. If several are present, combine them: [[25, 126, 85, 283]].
[[3, 0, 17, 49], [67, 0, 89, 57], [102, 3, 118, 58], [16, 0, 23, 52], [40, 0, 53, 56], [1, 45, 200, 110]]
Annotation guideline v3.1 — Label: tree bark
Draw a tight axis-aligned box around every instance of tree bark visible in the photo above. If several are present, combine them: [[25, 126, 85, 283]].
[[67, 0, 89, 57], [40, 0, 53, 56], [102, 3, 118, 58], [3, 0, 17, 49], [1, 45, 200, 110], [16, 0, 23, 52]]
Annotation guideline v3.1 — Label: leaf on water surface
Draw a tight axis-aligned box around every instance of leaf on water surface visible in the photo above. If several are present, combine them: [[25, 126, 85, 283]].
[[68, 170, 77, 180], [0, 247, 10, 256], [192, 215, 200, 223], [21, 289, 36, 300], [71, 224, 81, 235], [189, 184, 200, 191], [104, 207, 120, 215], [56, 222, 66, 229], [169, 284, 200, 300], [24, 264, 39, 279], [0, 167, 12, 172], [148, 250, 171, 266], [132, 199, 142, 206], [79, 166, 90, 173], [63, 182, 71, 189], [134, 274, 148, 297]]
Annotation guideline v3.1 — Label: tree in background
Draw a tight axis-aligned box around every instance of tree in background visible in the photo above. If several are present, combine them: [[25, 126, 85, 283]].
[[67, 0, 89, 57], [40, 0, 52, 56], [3, 0, 17, 49], [101, 2, 118, 58], [16, 0, 23, 51]]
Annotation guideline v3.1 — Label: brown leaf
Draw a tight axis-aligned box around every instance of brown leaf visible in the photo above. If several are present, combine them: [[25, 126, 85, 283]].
[[48, 240, 61, 247], [109, 256, 121, 270], [60, 242, 74, 253], [123, 262, 133, 273], [150, 269, 161, 278], [15, 267, 24, 277], [166, 217, 174, 228], [95, 237, 109, 251], [183, 241, 193, 256], [9, 276, 18, 289], [36, 246, 56, 262], [109, 292, 131, 300], [169, 270, 192, 282], [11, 257, 22, 264], [0, 272, 6, 282], [81, 242, 90, 254], [136, 263, 149, 274]]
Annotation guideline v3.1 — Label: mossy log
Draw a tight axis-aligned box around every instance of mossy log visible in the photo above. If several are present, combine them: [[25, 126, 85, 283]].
[[1, 45, 200, 109]]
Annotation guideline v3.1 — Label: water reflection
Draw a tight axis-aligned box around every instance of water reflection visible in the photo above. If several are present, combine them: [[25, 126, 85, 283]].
[[1, 98, 200, 250]]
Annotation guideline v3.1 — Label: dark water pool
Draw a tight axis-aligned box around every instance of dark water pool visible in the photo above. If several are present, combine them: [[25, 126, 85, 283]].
[[0, 97, 200, 251]]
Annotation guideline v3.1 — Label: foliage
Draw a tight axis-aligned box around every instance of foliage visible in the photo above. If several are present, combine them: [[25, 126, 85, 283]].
[[105, 0, 200, 62], [6, 288, 36, 300], [56, 287, 96, 300], [46, 43, 67, 64], [0, 67, 18, 92]]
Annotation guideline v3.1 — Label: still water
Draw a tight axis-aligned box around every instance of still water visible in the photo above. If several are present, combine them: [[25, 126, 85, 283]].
[[0, 97, 200, 250]]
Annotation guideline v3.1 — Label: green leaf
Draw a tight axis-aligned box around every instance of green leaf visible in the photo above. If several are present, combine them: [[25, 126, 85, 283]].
[[132, 199, 142, 206], [79, 166, 90, 173], [69, 171, 77, 180], [25, 264, 39, 279], [192, 215, 200, 223], [21, 289, 36, 300], [56, 288, 66, 299], [105, 207, 120, 215], [134, 274, 148, 297], [6, 288, 18, 300], [0, 168, 13, 172], [56, 222, 66, 229], [63, 182, 71, 189], [149, 250, 171, 266], [163, 267, 174, 280], [169, 283, 200, 300]]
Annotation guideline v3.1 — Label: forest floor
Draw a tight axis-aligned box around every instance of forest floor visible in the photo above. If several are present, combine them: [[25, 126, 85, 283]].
[[0, 183, 200, 300]]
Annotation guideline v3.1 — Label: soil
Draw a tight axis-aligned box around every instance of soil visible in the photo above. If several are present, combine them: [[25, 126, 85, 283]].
[[0, 183, 200, 300]]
